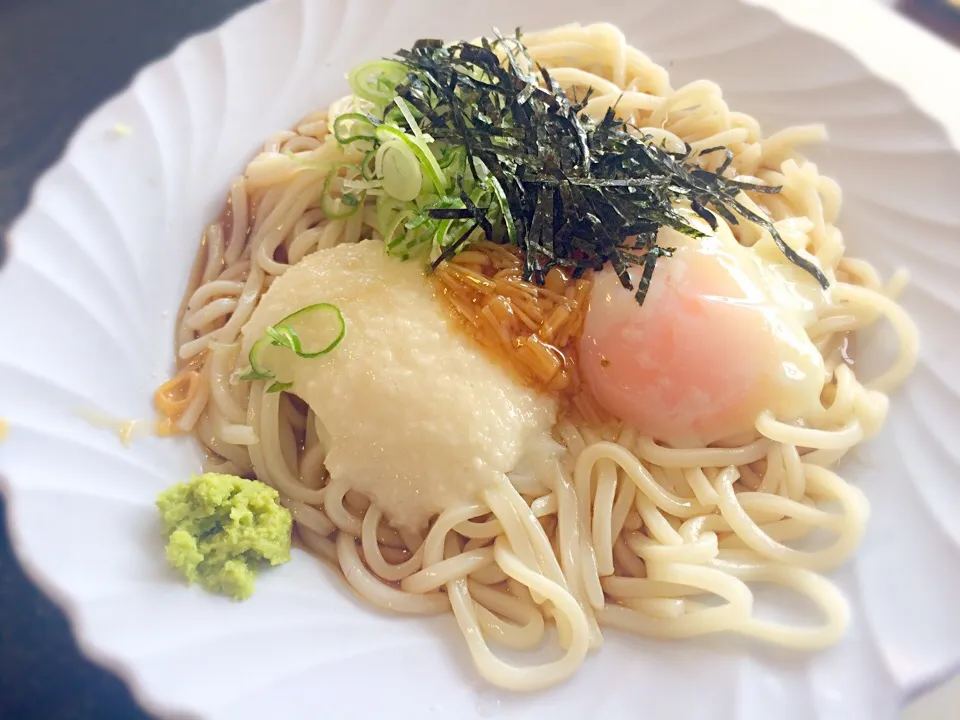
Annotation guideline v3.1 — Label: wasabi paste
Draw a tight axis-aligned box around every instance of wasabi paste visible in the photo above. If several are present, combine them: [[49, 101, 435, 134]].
[[156, 473, 292, 600]]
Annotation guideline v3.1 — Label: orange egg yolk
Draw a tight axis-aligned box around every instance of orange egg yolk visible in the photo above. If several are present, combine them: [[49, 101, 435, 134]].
[[578, 229, 825, 447]]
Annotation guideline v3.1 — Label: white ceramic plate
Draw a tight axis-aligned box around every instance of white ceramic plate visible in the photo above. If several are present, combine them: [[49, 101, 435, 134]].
[[2, 1, 960, 718]]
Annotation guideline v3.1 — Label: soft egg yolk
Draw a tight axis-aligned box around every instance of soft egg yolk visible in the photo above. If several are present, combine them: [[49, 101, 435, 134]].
[[578, 227, 826, 447]]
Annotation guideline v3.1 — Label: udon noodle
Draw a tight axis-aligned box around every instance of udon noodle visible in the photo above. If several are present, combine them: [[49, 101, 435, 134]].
[[156, 23, 919, 690]]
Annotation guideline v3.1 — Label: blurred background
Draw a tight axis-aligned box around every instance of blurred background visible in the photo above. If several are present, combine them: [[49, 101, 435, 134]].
[[1, 1, 958, 718]]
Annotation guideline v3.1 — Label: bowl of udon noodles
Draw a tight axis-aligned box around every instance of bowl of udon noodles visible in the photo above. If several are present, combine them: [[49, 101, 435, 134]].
[[2, 0, 959, 718]]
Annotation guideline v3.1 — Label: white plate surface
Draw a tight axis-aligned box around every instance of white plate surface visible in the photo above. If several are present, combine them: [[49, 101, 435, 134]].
[[2, 1, 960, 718]]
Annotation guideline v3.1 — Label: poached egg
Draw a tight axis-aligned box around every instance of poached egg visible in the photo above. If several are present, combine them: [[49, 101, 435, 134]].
[[579, 219, 827, 447]]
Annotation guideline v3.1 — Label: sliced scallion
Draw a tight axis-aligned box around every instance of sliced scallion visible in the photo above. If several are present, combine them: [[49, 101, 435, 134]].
[[347, 59, 409, 107], [375, 125, 446, 195], [377, 141, 423, 202], [239, 303, 346, 388], [332, 112, 378, 145], [361, 148, 379, 181], [393, 96, 423, 139], [321, 163, 364, 219]]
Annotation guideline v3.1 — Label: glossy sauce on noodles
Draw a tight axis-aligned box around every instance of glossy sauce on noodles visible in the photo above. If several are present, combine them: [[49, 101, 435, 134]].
[[433, 241, 611, 426]]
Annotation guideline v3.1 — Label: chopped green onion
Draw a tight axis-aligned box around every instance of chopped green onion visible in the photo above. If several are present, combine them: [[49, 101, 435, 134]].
[[266, 325, 301, 352], [332, 112, 378, 145], [347, 59, 409, 107], [321, 163, 364, 219], [239, 303, 346, 387], [438, 145, 466, 170], [393, 96, 423, 140], [343, 177, 384, 192], [384, 210, 417, 254], [375, 125, 446, 195], [237, 366, 273, 382], [377, 141, 423, 202], [272, 303, 345, 359], [361, 148, 379, 181]]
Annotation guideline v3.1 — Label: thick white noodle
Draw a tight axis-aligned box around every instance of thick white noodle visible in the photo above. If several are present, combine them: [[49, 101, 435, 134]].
[[167, 22, 919, 692]]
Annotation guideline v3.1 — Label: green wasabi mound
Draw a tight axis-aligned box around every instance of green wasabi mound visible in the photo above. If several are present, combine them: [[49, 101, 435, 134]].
[[156, 472, 292, 600]]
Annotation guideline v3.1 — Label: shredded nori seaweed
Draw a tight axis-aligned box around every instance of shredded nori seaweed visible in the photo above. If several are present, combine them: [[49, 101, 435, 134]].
[[389, 30, 828, 304]]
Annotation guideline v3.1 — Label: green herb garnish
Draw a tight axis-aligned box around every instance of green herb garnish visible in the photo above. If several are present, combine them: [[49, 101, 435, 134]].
[[237, 303, 345, 389], [343, 30, 828, 303]]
